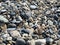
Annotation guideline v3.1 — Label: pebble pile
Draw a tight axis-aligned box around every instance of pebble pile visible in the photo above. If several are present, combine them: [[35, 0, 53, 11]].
[[0, 0, 60, 45]]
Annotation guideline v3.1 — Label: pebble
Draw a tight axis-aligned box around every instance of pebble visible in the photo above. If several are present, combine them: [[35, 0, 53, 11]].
[[10, 11, 16, 16], [35, 39, 46, 44], [48, 20, 53, 26], [46, 10, 51, 14], [21, 29, 30, 34], [16, 38, 26, 45], [10, 30, 21, 38], [57, 39, 60, 45], [6, 37, 12, 41], [0, 15, 9, 23], [1, 9, 6, 13], [30, 5, 37, 9], [0, 43, 6, 45]]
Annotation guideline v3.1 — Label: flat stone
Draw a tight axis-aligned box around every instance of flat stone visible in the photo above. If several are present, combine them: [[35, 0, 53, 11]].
[[1, 9, 6, 13]]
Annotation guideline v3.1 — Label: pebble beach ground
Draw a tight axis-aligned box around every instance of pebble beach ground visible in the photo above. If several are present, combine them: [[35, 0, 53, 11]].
[[0, 0, 60, 45]]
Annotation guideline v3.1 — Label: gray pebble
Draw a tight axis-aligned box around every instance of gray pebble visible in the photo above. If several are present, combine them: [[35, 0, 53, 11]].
[[30, 5, 37, 9]]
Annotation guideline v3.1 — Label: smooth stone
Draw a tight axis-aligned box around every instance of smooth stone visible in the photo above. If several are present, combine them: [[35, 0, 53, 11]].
[[7, 44, 11, 45], [35, 39, 46, 44], [6, 37, 12, 41], [11, 19, 21, 23], [11, 19, 16, 23], [22, 33, 29, 39], [32, 34, 39, 39], [32, 25, 37, 30], [52, 44, 57, 45], [57, 34, 60, 38], [2, 34, 10, 41], [57, 40, 60, 45], [26, 40, 31, 45], [46, 0, 57, 3], [7, 28, 16, 30], [29, 23, 33, 27], [2, 34, 9, 38], [26, 11, 32, 17], [10, 11, 16, 16], [16, 38, 26, 45], [0, 43, 6, 45], [10, 30, 21, 38], [16, 16, 23, 21], [1, 9, 6, 13], [30, 5, 37, 9], [53, 20, 58, 25], [35, 41, 41, 45], [51, 7, 57, 11], [49, 29, 53, 34], [58, 13, 60, 17], [20, 12, 29, 20], [48, 20, 53, 25], [56, 9, 60, 13], [0, 15, 9, 23], [54, 15, 58, 21], [8, 23, 16, 28], [24, 22, 28, 27], [46, 38, 53, 43], [21, 29, 30, 34], [22, 33, 28, 37], [45, 10, 51, 14]]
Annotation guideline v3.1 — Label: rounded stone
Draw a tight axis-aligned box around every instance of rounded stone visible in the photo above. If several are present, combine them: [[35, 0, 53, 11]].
[[16, 38, 26, 45], [30, 5, 37, 9], [48, 20, 53, 26]]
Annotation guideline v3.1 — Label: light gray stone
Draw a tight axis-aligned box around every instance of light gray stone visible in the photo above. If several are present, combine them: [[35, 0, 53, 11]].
[[0, 15, 9, 23], [30, 5, 37, 9]]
